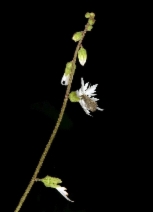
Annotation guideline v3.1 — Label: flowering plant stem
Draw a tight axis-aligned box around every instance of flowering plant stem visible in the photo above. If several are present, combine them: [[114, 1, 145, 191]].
[[14, 21, 90, 212]]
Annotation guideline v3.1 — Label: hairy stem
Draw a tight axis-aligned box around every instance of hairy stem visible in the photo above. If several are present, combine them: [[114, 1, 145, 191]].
[[14, 22, 89, 212]]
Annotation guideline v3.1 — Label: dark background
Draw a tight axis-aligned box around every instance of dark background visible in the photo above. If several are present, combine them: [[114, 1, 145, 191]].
[[2, 1, 142, 212]]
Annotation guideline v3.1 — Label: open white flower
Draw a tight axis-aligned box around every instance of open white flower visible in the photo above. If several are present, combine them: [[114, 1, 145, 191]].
[[56, 186, 74, 202], [37, 175, 74, 203], [76, 78, 104, 116]]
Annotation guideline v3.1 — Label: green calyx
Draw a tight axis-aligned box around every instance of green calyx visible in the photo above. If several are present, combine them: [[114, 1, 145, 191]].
[[66, 62, 73, 69], [69, 91, 80, 102], [37, 175, 62, 188], [65, 62, 76, 76]]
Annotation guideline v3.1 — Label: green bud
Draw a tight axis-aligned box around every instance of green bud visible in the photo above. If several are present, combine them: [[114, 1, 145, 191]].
[[78, 46, 87, 66], [90, 12, 95, 18], [88, 19, 95, 25], [38, 175, 62, 188], [87, 25, 93, 31], [72, 31, 82, 42], [85, 12, 90, 18], [65, 62, 76, 76], [65, 67, 71, 76], [69, 91, 80, 102], [66, 61, 73, 69]]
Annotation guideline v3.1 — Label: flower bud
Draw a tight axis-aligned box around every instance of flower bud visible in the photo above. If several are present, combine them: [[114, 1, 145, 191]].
[[72, 31, 82, 42], [61, 62, 76, 85], [78, 46, 87, 66], [66, 61, 73, 69], [90, 12, 95, 18], [87, 25, 93, 31], [85, 12, 90, 18], [88, 19, 96, 25]]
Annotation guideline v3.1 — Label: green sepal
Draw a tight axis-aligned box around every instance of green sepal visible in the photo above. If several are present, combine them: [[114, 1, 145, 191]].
[[65, 62, 76, 76], [66, 62, 73, 69], [38, 175, 62, 188], [69, 91, 80, 102]]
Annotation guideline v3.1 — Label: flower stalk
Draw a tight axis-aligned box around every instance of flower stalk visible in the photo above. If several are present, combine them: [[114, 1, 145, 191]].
[[14, 14, 93, 212]]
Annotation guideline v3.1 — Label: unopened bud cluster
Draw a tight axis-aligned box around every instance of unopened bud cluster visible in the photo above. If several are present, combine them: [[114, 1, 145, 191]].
[[85, 12, 96, 31]]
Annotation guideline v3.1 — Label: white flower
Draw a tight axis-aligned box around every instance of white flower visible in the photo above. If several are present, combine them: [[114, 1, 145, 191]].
[[76, 78, 104, 116], [56, 186, 74, 202], [61, 73, 70, 85]]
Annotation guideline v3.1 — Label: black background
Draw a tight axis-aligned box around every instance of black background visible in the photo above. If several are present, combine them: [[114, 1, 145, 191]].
[[2, 1, 142, 212]]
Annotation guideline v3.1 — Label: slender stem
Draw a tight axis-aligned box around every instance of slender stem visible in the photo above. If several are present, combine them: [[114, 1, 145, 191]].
[[14, 22, 89, 212]]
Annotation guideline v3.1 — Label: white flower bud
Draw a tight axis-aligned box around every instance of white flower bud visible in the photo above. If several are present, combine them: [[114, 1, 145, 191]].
[[78, 47, 87, 66]]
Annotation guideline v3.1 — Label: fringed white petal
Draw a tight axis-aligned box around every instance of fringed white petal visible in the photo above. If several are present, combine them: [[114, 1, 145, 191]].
[[97, 107, 104, 111], [79, 99, 92, 116], [76, 89, 83, 97], [83, 82, 89, 91], [56, 187, 74, 202], [75, 78, 103, 116], [85, 84, 98, 96], [81, 78, 84, 89], [91, 97, 99, 101], [87, 93, 97, 97]]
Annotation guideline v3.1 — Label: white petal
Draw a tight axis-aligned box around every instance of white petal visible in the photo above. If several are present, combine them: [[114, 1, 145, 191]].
[[87, 93, 97, 97], [91, 97, 99, 101], [76, 89, 83, 97], [81, 78, 84, 88], [97, 107, 104, 111], [83, 82, 89, 91], [56, 187, 74, 202], [85, 84, 98, 95], [79, 58, 86, 66], [79, 100, 92, 116], [61, 74, 70, 86]]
